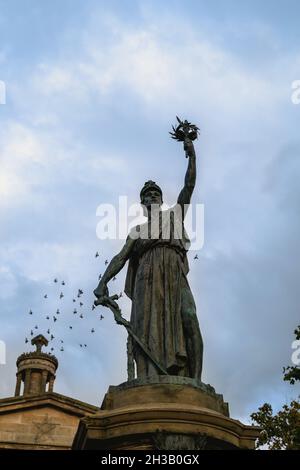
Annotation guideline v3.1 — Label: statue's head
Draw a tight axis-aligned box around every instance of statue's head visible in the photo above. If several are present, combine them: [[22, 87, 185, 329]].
[[140, 180, 163, 212]]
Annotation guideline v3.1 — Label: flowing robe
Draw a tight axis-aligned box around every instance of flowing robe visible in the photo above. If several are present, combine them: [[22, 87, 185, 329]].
[[125, 206, 195, 378]]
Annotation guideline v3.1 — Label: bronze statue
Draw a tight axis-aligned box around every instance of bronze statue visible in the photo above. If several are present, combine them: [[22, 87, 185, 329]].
[[94, 117, 203, 381]]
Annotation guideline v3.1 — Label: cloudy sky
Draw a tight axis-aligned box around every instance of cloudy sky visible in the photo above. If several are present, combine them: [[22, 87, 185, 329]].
[[0, 0, 299, 423]]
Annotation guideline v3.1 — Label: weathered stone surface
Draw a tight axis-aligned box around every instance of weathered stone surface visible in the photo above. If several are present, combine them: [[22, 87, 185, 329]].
[[73, 381, 260, 450], [0, 392, 97, 449], [101, 375, 229, 417], [15, 335, 58, 397]]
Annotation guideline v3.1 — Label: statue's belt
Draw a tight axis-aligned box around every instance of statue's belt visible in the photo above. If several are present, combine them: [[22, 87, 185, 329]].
[[138, 242, 187, 262]]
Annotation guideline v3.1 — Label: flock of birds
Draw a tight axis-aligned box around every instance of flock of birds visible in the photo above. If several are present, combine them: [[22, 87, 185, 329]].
[[25, 250, 200, 355], [25, 252, 123, 355]]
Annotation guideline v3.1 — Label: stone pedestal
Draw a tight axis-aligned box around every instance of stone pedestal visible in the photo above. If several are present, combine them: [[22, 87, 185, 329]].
[[72, 376, 260, 450]]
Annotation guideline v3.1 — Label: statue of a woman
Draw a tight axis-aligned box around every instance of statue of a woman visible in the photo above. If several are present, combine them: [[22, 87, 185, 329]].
[[94, 125, 203, 380]]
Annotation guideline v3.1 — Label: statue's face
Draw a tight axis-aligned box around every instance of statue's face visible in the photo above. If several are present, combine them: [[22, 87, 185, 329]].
[[141, 188, 163, 210]]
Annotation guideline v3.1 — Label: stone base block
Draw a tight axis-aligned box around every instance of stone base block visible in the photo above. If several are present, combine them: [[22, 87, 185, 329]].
[[72, 376, 259, 450]]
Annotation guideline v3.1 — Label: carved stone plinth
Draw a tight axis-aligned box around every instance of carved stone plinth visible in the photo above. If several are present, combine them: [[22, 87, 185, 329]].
[[72, 376, 260, 450]]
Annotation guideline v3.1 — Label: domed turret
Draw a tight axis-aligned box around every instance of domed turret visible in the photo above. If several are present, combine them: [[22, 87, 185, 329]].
[[14, 334, 58, 397]]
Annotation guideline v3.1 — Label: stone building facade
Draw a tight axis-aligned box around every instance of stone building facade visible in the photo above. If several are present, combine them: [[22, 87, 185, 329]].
[[0, 335, 97, 449]]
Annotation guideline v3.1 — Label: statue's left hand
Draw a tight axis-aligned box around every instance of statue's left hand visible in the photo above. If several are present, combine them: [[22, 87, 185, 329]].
[[184, 139, 195, 158]]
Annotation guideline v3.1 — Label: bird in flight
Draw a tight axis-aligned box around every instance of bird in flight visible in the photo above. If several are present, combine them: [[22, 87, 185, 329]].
[[72, 298, 76, 303], [25, 338, 28, 343], [79, 314, 83, 319], [91, 328, 95, 333], [60, 347, 64, 352], [50, 334, 55, 340], [61, 280, 65, 286], [100, 315, 104, 320], [98, 274, 102, 280], [29, 309, 33, 315], [78, 289, 83, 296], [105, 260, 108, 265], [30, 330, 33, 336], [69, 326, 73, 330], [60, 292, 64, 299], [92, 304, 96, 311], [54, 278, 58, 283], [60, 340, 64, 344], [73, 309, 77, 315], [79, 302, 83, 307], [47, 329, 50, 334], [194, 254, 198, 260], [95, 251, 99, 258], [44, 294, 48, 299], [53, 316, 57, 322], [56, 309, 60, 315], [34, 325, 38, 330], [46, 316, 50, 320]]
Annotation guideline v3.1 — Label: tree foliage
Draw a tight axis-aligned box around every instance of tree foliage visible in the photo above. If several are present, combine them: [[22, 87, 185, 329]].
[[251, 401, 300, 449], [251, 326, 300, 450], [283, 325, 300, 385]]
